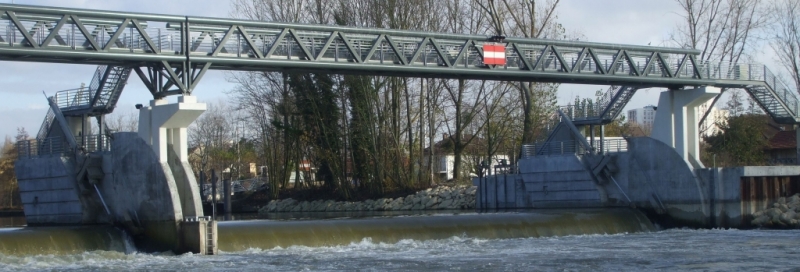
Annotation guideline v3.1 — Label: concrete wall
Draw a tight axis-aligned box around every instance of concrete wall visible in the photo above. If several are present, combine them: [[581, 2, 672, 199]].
[[613, 137, 710, 227], [476, 154, 604, 209], [98, 132, 184, 251], [15, 156, 84, 225], [167, 144, 203, 217], [475, 135, 800, 229], [708, 166, 800, 228]]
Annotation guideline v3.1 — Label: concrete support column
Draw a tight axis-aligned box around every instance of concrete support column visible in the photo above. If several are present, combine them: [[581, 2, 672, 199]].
[[652, 87, 721, 166], [138, 96, 207, 217], [138, 97, 205, 163]]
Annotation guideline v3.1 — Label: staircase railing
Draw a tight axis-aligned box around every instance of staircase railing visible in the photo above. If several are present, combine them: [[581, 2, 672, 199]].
[[700, 62, 799, 119], [53, 86, 94, 109], [36, 108, 55, 141], [558, 85, 636, 124]]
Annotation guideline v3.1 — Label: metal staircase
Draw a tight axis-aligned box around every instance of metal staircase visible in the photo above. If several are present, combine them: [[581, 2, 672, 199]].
[[30, 63, 132, 155], [560, 86, 639, 126], [55, 65, 132, 117], [523, 86, 638, 157], [705, 63, 799, 124], [746, 84, 796, 123], [35, 108, 55, 141]]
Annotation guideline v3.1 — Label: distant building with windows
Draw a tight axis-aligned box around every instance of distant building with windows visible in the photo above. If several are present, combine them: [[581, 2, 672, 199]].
[[697, 101, 729, 138], [627, 105, 657, 134], [627, 101, 728, 138]]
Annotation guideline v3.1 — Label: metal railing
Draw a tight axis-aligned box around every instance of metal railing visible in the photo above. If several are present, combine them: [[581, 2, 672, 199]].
[[35, 108, 55, 141], [53, 86, 93, 109], [599, 138, 628, 153], [17, 134, 112, 158], [201, 177, 268, 200], [700, 62, 799, 117], [560, 103, 604, 122], [521, 138, 628, 158], [80, 134, 112, 153], [16, 137, 68, 158]]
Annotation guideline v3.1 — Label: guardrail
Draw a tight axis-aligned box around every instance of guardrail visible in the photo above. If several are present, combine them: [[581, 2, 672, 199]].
[[81, 134, 111, 153], [16, 137, 68, 158], [17, 134, 112, 158], [201, 177, 268, 200], [521, 138, 628, 158], [53, 86, 93, 109]]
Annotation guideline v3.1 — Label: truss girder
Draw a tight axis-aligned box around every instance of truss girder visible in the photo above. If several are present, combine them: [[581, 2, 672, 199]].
[[1, 3, 800, 122], [0, 3, 718, 90]]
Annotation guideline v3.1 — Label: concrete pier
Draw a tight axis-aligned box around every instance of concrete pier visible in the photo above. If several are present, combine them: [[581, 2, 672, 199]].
[[475, 136, 800, 228], [652, 87, 720, 165], [138, 96, 206, 218], [16, 95, 214, 254]]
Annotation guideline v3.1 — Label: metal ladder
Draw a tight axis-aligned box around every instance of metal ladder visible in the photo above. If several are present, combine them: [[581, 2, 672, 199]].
[[205, 218, 217, 255]]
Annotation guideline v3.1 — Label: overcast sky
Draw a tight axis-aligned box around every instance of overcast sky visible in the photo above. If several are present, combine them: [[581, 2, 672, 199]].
[[0, 0, 774, 139]]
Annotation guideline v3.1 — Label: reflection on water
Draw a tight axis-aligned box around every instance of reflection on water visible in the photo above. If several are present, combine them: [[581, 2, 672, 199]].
[[0, 216, 25, 228], [0, 226, 131, 256], [210, 210, 471, 221]]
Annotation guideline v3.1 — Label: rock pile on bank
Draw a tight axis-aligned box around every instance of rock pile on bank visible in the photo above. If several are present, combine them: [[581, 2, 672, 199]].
[[259, 185, 476, 213], [751, 193, 800, 228]]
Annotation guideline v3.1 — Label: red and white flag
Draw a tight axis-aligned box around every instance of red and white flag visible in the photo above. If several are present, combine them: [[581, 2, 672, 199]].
[[482, 43, 506, 65]]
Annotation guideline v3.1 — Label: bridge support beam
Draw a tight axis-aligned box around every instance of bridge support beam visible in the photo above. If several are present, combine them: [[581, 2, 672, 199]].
[[652, 87, 721, 167], [138, 96, 206, 217]]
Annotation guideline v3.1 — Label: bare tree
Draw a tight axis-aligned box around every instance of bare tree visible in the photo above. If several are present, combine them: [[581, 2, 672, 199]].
[[106, 109, 139, 132], [189, 102, 236, 184], [671, 0, 769, 64], [771, 0, 800, 94], [475, 0, 563, 152]]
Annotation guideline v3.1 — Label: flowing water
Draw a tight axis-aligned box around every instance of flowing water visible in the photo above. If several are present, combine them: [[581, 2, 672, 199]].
[[0, 210, 799, 271]]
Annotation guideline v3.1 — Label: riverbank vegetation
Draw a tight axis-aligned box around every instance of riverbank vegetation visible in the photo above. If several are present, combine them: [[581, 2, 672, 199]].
[[0, 129, 26, 210]]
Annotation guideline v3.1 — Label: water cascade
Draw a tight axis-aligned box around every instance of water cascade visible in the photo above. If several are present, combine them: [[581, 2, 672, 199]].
[[0, 209, 653, 255]]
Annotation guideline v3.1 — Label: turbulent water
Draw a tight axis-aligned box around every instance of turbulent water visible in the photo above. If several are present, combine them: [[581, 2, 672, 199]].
[[1, 211, 799, 271], [0, 229, 798, 271]]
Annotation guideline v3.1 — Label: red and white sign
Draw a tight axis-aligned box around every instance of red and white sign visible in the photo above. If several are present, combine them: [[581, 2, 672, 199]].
[[482, 43, 506, 65]]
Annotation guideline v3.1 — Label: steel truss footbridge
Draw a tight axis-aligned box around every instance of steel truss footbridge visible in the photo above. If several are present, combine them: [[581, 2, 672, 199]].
[[1, 3, 798, 137]]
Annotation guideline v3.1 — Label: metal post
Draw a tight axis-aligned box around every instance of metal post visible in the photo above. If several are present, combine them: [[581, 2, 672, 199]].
[[211, 169, 217, 219], [158, 28, 161, 52], [224, 178, 232, 221], [502, 173, 507, 209], [600, 125, 605, 155], [796, 126, 800, 166], [199, 170, 205, 200]]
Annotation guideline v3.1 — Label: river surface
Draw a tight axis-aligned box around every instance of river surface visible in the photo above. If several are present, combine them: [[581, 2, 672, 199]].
[[1, 228, 799, 271], [1, 214, 799, 271]]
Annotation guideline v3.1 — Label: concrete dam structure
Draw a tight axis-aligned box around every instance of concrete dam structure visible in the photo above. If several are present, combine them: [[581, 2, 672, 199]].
[[15, 90, 216, 254], [3, 2, 800, 255], [475, 87, 800, 228]]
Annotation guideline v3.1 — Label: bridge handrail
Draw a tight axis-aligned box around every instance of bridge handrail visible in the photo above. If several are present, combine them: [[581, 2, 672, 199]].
[[1, 3, 799, 107], [699, 62, 799, 116]]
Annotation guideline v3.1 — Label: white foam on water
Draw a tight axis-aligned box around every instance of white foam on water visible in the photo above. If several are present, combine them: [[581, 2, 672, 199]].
[[2, 229, 800, 271]]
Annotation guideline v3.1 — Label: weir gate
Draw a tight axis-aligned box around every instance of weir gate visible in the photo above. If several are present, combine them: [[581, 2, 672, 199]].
[[2, 3, 799, 253]]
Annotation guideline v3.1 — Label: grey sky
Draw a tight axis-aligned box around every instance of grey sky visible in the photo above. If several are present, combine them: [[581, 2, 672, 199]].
[[0, 0, 774, 139]]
